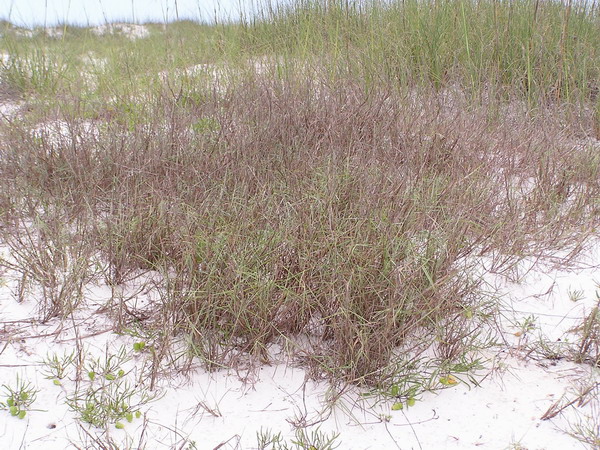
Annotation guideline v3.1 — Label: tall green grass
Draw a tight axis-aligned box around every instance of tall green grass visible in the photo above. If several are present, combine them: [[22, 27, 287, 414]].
[[2, 0, 599, 106], [244, 0, 600, 103]]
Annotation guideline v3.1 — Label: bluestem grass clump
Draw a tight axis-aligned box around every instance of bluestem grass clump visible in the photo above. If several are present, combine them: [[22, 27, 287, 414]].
[[0, 0, 599, 388]]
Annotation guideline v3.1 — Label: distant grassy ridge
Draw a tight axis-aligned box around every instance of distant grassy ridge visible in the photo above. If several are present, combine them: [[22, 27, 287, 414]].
[[1, 1, 599, 106]]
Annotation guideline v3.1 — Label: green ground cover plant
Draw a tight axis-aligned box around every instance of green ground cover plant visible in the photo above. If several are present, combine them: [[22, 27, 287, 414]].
[[0, 376, 38, 420], [39, 345, 159, 429]]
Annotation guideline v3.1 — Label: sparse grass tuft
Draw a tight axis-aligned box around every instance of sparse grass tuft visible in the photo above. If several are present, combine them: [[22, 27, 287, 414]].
[[257, 426, 341, 450], [573, 292, 600, 366]]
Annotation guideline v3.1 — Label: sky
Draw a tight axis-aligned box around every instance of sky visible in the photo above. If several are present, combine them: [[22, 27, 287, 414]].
[[0, 0, 266, 27]]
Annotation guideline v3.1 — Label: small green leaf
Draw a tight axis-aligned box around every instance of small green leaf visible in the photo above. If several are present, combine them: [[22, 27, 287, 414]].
[[135, 411, 141, 419], [125, 412, 133, 422], [88, 371, 96, 381], [105, 374, 116, 381], [20, 392, 29, 401], [440, 375, 458, 386], [115, 422, 125, 429], [7, 398, 14, 407], [53, 379, 61, 386], [390, 385, 399, 397], [9, 406, 18, 416], [18, 410, 26, 419], [391, 402, 403, 411], [118, 369, 125, 377], [407, 398, 416, 407], [133, 342, 146, 352]]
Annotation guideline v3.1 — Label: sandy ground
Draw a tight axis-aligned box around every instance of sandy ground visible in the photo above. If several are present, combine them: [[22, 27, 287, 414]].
[[0, 239, 598, 449]]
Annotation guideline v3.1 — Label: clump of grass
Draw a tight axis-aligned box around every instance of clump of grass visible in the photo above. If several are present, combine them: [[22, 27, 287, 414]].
[[0, 0, 599, 389], [0, 42, 71, 97], [572, 293, 600, 366], [0, 205, 95, 320]]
